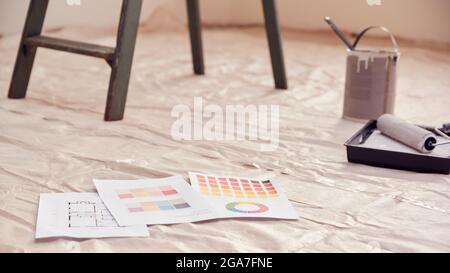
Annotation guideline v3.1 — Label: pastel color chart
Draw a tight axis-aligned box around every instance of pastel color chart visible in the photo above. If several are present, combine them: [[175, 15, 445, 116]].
[[196, 174, 279, 199], [127, 198, 191, 213], [116, 186, 177, 199], [95, 176, 219, 226]]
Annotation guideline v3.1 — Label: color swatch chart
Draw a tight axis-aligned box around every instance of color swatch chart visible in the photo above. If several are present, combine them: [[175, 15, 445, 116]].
[[195, 174, 279, 199], [95, 176, 220, 226], [189, 172, 298, 220], [117, 186, 177, 199], [127, 198, 191, 213]]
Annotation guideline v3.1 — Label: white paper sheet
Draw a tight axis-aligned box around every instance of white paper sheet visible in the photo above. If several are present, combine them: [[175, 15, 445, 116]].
[[94, 176, 218, 226], [188, 172, 298, 220], [360, 130, 450, 158], [35, 193, 149, 239]]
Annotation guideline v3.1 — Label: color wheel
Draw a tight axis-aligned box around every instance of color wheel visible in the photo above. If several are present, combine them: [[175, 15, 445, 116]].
[[226, 202, 269, 214]]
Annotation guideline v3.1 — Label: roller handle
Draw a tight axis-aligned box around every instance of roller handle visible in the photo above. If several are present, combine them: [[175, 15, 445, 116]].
[[424, 137, 437, 151]]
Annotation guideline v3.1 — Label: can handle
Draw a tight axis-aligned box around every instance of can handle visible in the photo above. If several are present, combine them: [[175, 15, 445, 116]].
[[353, 26, 399, 52]]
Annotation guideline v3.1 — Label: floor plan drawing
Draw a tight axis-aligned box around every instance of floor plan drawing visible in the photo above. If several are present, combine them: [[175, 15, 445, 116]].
[[68, 201, 119, 228], [36, 193, 149, 239]]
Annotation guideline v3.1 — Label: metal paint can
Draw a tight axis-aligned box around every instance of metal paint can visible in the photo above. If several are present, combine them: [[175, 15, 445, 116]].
[[343, 26, 400, 121]]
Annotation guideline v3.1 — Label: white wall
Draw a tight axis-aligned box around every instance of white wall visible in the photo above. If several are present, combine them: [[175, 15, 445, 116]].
[[224, 0, 450, 44], [1, 0, 449, 44], [0, 0, 166, 34]]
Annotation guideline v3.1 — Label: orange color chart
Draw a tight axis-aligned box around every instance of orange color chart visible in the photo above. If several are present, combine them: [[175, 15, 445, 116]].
[[196, 175, 279, 199], [189, 172, 298, 220]]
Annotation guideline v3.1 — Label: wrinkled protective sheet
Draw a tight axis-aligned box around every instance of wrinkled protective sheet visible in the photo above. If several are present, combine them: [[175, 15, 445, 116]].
[[0, 21, 449, 252]]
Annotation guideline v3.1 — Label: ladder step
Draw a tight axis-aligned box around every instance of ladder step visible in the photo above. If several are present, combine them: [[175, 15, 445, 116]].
[[24, 35, 115, 60]]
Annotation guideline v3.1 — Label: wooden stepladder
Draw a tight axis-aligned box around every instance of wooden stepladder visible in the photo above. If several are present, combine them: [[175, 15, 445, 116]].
[[8, 0, 143, 121], [186, 0, 288, 90], [8, 0, 287, 122]]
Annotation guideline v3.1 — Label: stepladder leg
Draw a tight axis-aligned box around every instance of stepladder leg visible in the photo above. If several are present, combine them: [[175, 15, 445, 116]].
[[262, 0, 288, 90], [104, 0, 143, 121], [186, 0, 205, 75], [8, 0, 49, 99]]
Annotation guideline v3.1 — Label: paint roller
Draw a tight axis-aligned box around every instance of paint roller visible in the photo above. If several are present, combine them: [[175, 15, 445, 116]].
[[377, 114, 450, 153]]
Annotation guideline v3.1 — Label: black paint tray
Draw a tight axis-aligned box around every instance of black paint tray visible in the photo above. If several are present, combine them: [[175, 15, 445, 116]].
[[345, 120, 450, 174]]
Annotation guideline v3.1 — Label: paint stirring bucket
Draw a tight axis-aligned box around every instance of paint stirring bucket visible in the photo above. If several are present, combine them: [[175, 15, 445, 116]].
[[343, 26, 400, 121]]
